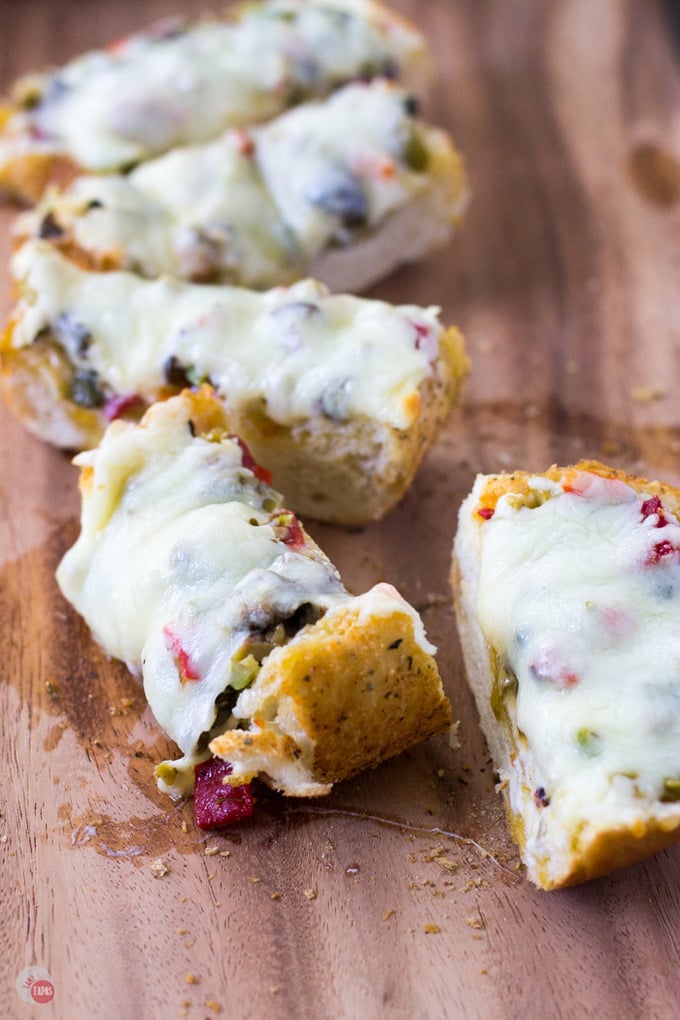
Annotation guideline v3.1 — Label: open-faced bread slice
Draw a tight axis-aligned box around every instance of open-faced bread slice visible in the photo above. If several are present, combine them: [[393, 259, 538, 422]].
[[56, 388, 452, 814], [15, 80, 467, 293], [2, 240, 468, 524], [0, 0, 431, 204], [452, 461, 680, 889]]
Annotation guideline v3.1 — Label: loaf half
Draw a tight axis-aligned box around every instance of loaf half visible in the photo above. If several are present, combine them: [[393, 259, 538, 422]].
[[15, 81, 467, 292], [0, 0, 431, 204], [2, 240, 468, 524], [57, 388, 452, 804], [452, 461, 680, 889]]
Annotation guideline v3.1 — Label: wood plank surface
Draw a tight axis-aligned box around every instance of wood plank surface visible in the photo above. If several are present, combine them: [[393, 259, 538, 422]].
[[2, 1, 680, 1017]]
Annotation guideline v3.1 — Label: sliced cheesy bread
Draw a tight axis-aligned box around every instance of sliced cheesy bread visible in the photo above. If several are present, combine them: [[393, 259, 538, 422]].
[[16, 81, 467, 292], [452, 461, 680, 890], [0, 0, 431, 204], [2, 240, 468, 524], [56, 388, 452, 813]]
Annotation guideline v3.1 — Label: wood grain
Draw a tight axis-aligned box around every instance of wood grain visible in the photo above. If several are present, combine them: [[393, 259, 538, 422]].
[[1, 1, 680, 1017]]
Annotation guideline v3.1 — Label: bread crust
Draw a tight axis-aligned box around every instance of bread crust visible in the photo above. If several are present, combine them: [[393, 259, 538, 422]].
[[452, 462, 680, 890], [210, 594, 452, 794]]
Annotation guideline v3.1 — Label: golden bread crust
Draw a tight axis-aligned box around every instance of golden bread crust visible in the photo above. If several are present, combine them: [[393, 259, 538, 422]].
[[452, 462, 680, 889], [210, 599, 451, 794]]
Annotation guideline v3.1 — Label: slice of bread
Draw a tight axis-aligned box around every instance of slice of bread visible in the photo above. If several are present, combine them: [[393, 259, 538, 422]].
[[57, 388, 452, 802], [452, 461, 680, 889], [0, 0, 432, 204], [15, 81, 467, 292], [2, 240, 468, 524]]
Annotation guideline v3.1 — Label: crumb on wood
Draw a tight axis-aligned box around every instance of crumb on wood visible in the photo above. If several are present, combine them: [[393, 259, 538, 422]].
[[465, 915, 485, 930], [303, 887, 318, 900], [151, 858, 170, 878], [631, 385, 665, 403], [185, 973, 199, 985], [204, 846, 220, 856], [424, 923, 441, 934], [206, 999, 222, 1014], [383, 909, 395, 921]]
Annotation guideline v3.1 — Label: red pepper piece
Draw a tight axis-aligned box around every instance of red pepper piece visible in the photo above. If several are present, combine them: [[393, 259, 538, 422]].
[[194, 757, 255, 829], [163, 624, 201, 682], [641, 495, 667, 527], [269, 510, 305, 549], [647, 540, 679, 565], [477, 507, 495, 521], [104, 392, 145, 422], [233, 436, 272, 485]]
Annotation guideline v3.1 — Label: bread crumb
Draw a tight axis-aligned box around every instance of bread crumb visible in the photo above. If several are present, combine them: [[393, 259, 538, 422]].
[[185, 974, 199, 985], [181, 820, 188, 834], [465, 915, 485, 930], [383, 909, 395, 921], [479, 968, 488, 976], [247, 876, 260, 884], [219, 850, 231, 858], [303, 887, 318, 900], [150, 858, 170, 878], [631, 385, 665, 402], [424, 924, 441, 934], [271, 892, 282, 900], [206, 999, 222, 1014], [204, 846, 220, 856], [176, 928, 187, 935]]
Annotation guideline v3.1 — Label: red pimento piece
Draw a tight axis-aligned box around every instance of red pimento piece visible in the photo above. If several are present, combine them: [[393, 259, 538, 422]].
[[641, 495, 667, 527], [233, 129, 255, 158], [413, 322, 430, 348], [477, 507, 495, 521], [234, 436, 272, 485], [269, 510, 305, 550], [163, 624, 201, 682], [104, 392, 145, 422], [647, 540, 679, 565], [106, 35, 130, 54], [194, 757, 255, 829]]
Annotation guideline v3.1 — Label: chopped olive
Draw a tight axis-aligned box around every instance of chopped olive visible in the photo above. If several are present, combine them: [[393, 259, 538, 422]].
[[576, 728, 602, 758], [662, 778, 680, 802], [163, 354, 193, 388], [402, 95, 420, 117], [155, 762, 178, 784], [38, 212, 65, 240], [86, 199, 104, 211], [534, 786, 550, 808], [305, 170, 368, 228], [69, 370, 105, 408], [53, 312, 93, 356], [320, 378, 351, 423], [403, 128, 429, 172], [230, 654, 261, 691]]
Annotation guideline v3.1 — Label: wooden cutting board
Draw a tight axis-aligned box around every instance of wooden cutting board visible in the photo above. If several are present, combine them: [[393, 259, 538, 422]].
[[2, 1, 680, 1017]]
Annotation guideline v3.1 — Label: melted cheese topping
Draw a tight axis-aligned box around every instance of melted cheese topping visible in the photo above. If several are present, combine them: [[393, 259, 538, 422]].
[[474, 468, 680, 852], [20, 82, 443, 287], [56, 394, 435, 791], [1, 0, 427, 173], [10, 240, 443, 429]]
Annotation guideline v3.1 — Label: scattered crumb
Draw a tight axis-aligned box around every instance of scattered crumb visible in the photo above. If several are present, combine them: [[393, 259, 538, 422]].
[[631, 385, 665, 403], [247, 876, 260, 884], [480, 968, 488, 976], [219, 850, 231, 858], [383, 909, 395, 921], [176, 928, 187, 936], [150, 858, 170, 878], [271, 987, 280, 995], [185, 974, 199, 986], [204, 846, 220, 856], [181, 821, 188, 834], [565, 359, 579, 375], [0, 835, 7, 844], [303, 887, 318, 901], [449, 721, 461, 750], [206, 999, 222, 1014], [207, 873, 215, 881], [271, 892, 282, 901], [465, 916, 485, 930], [424, 924, 441, 934]]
